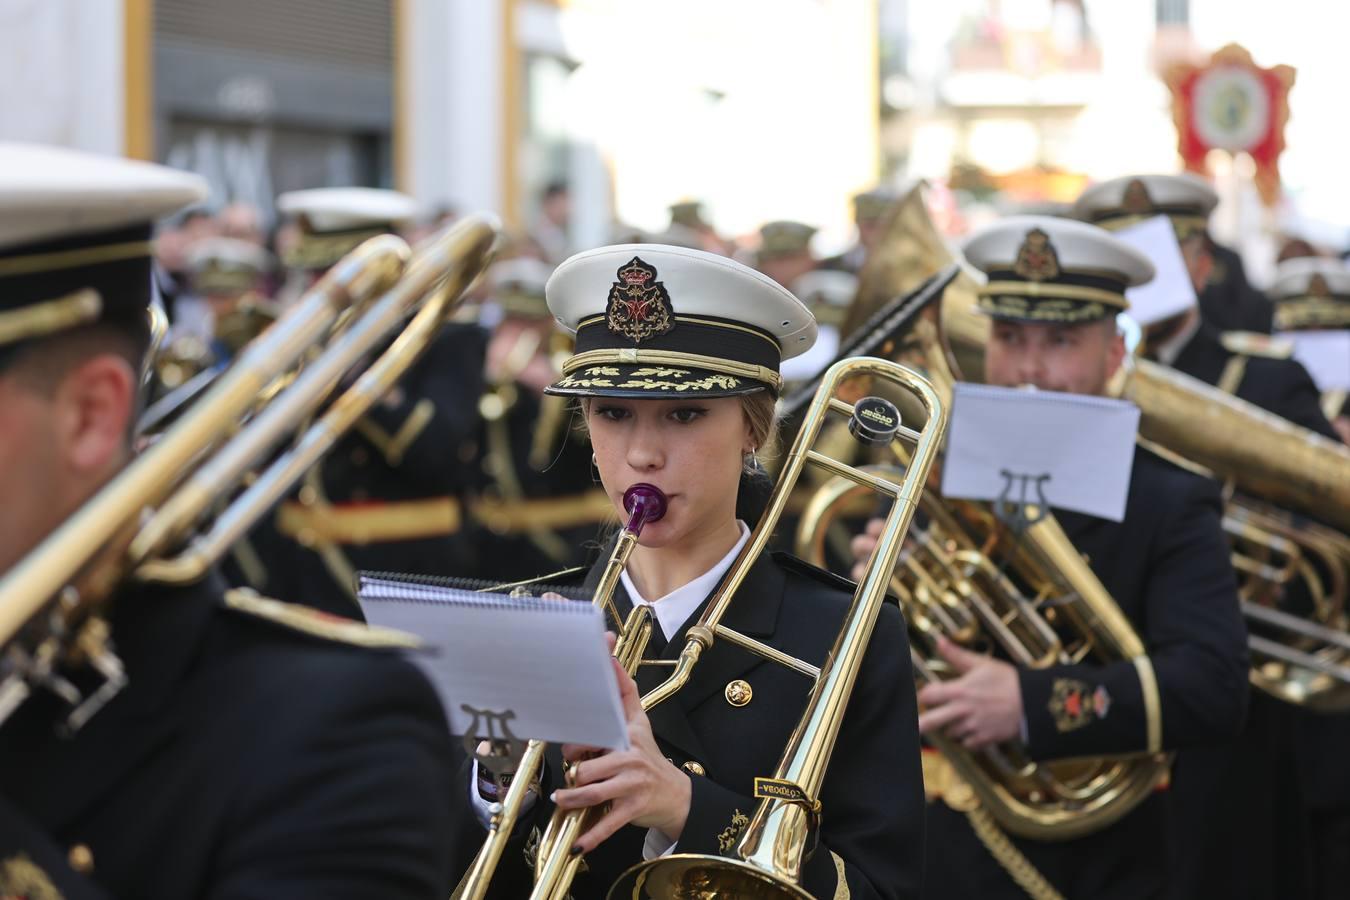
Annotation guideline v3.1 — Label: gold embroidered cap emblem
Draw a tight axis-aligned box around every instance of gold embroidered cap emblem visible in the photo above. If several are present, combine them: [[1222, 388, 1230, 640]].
[[1049, 678, 1112, 733], [1122, 178, 1154, 215], [1012, 228, 1060, 282], [605, 256, 674, 343], [1309, 273, 1331, 298], [725, 679, 753, 707]]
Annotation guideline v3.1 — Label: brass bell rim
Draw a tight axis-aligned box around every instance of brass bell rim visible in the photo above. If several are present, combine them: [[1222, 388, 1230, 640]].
[[606, 853, 815, 900]]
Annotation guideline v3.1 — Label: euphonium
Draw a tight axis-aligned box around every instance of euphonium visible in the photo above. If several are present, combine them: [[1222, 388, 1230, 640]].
[[0, 215, 500, 728], [794, 182, 1172, 840], [600, 356, 947, 899], [926, 199, 1350, 710]]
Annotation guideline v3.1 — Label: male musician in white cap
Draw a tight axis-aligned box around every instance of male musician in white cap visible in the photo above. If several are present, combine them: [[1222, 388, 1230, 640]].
[[0, 143, 461, 898], [1074, 173, 1339, 442], [262, 187, 489, 608], [855, 217, 1248, 899]]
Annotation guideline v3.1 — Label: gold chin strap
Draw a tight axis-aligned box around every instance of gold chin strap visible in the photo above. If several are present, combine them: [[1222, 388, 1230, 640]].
[[0, 288, 102, 347], [562, 347, 782, 393]]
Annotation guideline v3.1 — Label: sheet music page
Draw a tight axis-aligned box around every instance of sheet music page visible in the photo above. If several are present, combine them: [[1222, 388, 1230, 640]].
[[1276, 330, 1350, 391], [1115, 215, 1198, 327], [358, 576, 630, 750], [940, 383, 1140, 522]]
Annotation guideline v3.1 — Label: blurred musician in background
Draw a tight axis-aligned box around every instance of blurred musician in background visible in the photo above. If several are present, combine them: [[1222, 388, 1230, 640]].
[[1269, 256, 1350, 443], [819, 186, 900, 275], [853, 218, 1248, 899], [754, 219, 819, 290], [1265, 254, 1350, 898], [0, 143, 460, 899], [454, 244, 925, 899], [1073, 174, 1340, 441], [471, 255, 609, 582], [260, 188, 487, 614]]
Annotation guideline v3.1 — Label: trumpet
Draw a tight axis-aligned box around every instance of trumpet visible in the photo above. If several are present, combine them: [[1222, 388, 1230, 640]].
[[0, 215, 499, 729]]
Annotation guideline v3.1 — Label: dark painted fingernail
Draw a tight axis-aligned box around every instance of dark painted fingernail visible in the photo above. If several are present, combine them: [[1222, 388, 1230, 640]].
[[570, 844, 583, 856]]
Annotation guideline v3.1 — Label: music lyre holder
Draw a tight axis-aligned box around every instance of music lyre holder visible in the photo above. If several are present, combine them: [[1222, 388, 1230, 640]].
[[462, 704, 525, 782], [994, 469, 1051, 536]]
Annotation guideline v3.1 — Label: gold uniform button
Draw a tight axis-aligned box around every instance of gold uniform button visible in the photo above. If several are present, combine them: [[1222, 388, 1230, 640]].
[[724, 679, 753, 707], [68, 843, 95, 874], [682, 760, 706, 777]]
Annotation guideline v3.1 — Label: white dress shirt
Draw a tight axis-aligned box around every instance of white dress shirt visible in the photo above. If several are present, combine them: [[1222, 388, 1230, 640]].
[[470, 521, 753, 861]]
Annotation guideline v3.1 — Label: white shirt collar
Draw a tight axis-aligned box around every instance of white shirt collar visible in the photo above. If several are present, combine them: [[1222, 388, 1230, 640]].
[[619, 521, 752, 642], [1153, 310, 1201, 367]]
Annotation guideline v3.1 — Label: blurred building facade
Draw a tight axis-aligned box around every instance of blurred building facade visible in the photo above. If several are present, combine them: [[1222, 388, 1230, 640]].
[[0, 0, 878, 253]]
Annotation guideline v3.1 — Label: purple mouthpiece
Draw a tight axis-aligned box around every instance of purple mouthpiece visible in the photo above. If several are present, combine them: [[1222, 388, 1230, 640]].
[[622, 483, 668, 533]]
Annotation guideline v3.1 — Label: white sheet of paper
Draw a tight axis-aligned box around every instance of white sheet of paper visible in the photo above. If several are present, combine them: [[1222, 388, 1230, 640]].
[[358, 578, 630, 750], [1115, 215, 1198, 326], [940, 383, 1141, 522], [1276, 330, 1350, 391]]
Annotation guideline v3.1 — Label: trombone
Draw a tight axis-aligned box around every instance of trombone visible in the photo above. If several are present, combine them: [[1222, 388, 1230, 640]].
[[457, 357, 946, 899], [0, 215, 499, 729]]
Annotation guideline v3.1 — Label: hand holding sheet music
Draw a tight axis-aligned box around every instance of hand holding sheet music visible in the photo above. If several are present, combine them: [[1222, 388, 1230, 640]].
[[357, 574, 630, 750]]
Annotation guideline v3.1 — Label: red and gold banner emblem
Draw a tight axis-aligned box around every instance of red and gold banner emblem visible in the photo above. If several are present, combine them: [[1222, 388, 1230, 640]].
[[1166, 43, 1295, 206]]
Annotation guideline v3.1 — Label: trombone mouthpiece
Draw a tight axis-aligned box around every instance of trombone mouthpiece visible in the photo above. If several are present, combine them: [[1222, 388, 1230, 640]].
[[622, 483, 668, 533]]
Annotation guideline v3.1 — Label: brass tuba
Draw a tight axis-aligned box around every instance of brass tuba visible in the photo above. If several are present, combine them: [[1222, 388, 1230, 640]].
[[795, 183, 1172, 841], [0, 215, 500, 728]]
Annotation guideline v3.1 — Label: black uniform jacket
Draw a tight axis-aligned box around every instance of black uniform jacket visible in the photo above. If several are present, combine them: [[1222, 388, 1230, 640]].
[[1199, 242, 1275, 334], [257, 323, 489, 614], [1172, 323, 1339, 440], [454, 547, 926, 900], [924, 446, 1249, 900], [471, 386, 603, 582], [0, 573, 461, 899]]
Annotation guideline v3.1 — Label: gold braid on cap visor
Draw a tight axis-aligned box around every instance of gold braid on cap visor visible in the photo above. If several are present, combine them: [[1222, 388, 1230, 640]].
[[561, 347, 783, 393]]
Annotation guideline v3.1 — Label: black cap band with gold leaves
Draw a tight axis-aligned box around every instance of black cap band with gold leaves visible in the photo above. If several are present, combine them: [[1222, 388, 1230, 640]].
[[1270, 260, 1350, 331], [963, 217, 1154, 325], [544, 245, 817, 399]]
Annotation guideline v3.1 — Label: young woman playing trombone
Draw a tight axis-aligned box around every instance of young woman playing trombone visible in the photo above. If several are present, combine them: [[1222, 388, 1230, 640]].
[[455, 244, 926, 899]]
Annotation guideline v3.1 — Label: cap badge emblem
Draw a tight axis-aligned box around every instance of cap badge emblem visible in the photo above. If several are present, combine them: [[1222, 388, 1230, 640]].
[[1122, 178, 1154, 215], [1309, 273, 1331, 298], [1012, 228, 1060, 282], [606, 256, 674, 343]]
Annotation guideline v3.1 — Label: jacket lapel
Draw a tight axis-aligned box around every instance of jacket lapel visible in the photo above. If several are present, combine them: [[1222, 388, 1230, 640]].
[[579, 541, 786, 765]]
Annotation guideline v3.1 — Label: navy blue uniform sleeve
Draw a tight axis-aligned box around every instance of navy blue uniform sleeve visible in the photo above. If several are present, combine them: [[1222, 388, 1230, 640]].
[[678, 604, 925, 900], [1020, 476, 1248, 759], [209, 653, 461, 899]]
